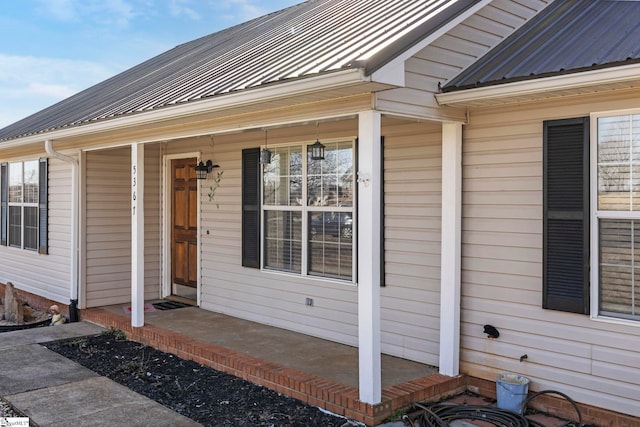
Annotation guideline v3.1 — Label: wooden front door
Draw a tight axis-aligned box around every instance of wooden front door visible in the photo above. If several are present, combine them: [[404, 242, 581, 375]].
[[171, 158, 198, 296]]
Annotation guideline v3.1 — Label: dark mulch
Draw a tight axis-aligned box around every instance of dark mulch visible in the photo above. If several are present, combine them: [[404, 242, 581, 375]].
[[43, 329, 359, 427]]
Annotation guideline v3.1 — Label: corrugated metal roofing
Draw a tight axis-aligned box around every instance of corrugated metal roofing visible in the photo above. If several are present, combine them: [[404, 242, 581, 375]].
[[443, 0, 640, 92], [0, 0, 479, 143]]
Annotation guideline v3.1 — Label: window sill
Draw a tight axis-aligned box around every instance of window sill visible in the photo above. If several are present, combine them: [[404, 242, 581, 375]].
[[258, 267, 357, 287], [590, 313, 640, 328]]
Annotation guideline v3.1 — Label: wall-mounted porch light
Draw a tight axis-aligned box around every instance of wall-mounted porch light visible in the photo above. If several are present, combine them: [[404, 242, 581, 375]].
[[310, 121, 325, 160], [194, 136, 220, 179], [194, 159, 219, 180]]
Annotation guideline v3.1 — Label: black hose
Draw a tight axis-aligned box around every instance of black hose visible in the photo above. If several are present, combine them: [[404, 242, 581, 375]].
[[408, 402, 530, 427], [521, 390, 583, 426], [403, 389, 585, 427]]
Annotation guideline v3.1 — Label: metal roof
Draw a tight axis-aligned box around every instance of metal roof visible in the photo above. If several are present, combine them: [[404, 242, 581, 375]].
[[0, 0, 479, 143], [443, 0, 640, 92]]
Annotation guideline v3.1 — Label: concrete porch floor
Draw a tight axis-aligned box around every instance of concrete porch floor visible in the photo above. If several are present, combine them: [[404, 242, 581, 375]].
[[81, 302, 466, 426]]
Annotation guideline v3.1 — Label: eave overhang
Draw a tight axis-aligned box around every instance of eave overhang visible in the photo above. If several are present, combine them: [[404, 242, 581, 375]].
[[436, 63, 640, 108], [0, 68, 391, 150]]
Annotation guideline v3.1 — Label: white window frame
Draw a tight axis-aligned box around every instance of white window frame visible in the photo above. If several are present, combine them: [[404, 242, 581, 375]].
[[7, 160, 39, 251], [590, 108, 640, 323], [260, 138, 356, 283]]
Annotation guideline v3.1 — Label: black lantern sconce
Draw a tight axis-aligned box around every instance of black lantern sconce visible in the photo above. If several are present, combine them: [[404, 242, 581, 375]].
[[194, 136, 220, 180], [310, 121, 325, 160], [194, 159, 218, 180], [260, 129, 272, 164]]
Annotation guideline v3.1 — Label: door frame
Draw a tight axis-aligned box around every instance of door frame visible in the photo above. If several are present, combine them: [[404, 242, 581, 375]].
[[162, 152, 201, 305]]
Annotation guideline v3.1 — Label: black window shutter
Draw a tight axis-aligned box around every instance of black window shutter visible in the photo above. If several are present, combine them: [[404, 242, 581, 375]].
[[242, 148, 260, 268], [1, 162, 7, 246], [543, 117, 589, 314], [38, 158, 48, 254]]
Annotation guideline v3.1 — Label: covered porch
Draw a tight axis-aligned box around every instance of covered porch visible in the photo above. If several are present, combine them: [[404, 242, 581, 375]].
[[78, 107, 465, 426], [81, 303, 466, 426]]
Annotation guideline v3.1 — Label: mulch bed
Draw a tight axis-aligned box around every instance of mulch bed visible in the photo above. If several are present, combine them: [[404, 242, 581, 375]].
[[43, 329, 358, 427]]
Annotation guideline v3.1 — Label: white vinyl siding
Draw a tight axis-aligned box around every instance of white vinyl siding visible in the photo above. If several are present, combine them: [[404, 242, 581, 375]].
[[382, 121, 443, 365], [376, 0, 550, 122], [144, 144, 162, 300], [84, 145, 161, 307], [0, 157, 71, 303], [461, 89, 640, 418]]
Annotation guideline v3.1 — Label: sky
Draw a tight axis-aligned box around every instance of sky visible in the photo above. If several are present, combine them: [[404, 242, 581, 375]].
[[0, 0, 301, 129]]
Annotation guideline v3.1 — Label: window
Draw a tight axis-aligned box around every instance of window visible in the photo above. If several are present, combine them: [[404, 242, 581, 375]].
[[544, 113, 640, 322], [261, 141, 355, 281], [1, 159, 47, 253], [594, 113, 640, 320]]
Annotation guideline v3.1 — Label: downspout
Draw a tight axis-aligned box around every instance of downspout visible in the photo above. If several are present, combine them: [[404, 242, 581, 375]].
[[44, 140, 79, 322]]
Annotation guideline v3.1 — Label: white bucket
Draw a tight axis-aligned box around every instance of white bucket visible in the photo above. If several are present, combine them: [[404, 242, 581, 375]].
[[496, 373, 530, 413]]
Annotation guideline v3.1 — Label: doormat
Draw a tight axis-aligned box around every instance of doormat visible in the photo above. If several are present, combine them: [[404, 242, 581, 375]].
[[152, 300, 192, 311], [122, 303, 156, 314]]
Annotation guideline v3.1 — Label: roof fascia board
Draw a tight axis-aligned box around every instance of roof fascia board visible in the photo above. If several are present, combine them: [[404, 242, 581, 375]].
[[435, 64, 640, 107], [370, 0, 492, 86], [0, 69, 371, 149]]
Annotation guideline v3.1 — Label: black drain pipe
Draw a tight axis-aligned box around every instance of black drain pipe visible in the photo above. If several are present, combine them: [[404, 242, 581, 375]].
[[69, 299, 79, 323]]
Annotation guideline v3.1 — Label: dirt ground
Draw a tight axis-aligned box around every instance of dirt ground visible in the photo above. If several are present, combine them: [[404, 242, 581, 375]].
[[43, 329, 359, 427]]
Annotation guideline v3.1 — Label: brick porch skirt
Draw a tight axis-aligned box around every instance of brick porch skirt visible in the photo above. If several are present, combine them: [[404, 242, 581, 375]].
[[80, 307, 465, 426]]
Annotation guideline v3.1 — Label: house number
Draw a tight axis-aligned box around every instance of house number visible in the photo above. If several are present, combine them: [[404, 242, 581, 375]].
[[132, 164, 137, 216]]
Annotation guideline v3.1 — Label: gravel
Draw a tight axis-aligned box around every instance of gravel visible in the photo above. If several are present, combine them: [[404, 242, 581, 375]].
[[43, 329, 362, 427], [0, 398, 24, 418]]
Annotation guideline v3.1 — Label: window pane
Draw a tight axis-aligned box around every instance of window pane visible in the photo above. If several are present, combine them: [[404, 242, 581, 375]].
[[24, 206, 38, 250], [264, 211, 301, 272], [632, 114, 640, 161], [598, 115, 640, 211], [308, 141, 353, 207], [599, 219, 639, 318], [598, 165, 630, 210], [599, 115, 630, 162], [308, 211, 352, 280], [632, 164, 640, 211], [23, 161, 39, 204], [8, 206, 21, 247], [263, 146, 302, 206], [9, 162, 22, 203]]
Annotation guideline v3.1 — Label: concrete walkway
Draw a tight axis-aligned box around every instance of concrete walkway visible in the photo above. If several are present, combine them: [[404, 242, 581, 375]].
[[0, 322, 200, 427]]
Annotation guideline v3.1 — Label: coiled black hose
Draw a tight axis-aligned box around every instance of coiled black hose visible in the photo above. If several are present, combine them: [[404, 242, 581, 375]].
[[404, 402, 530, 427], [402, 390, 585, 427]]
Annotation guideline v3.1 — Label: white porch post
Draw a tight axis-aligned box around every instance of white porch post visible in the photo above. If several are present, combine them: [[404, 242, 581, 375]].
[[131, 143, 145, 327], [357, 110, 382, 404], [439, 122, 463, 376]]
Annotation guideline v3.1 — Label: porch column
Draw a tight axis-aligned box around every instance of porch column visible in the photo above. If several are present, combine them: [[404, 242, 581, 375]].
[[439, 122, 462, 376], [131, 143, 145, 327], [357, 110, 382, 404]]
